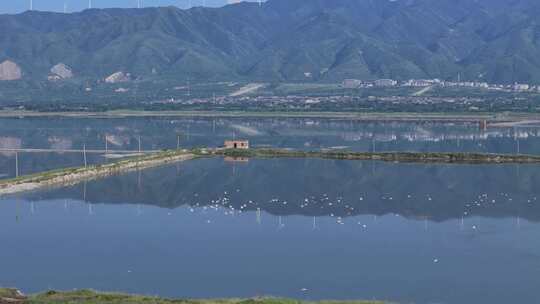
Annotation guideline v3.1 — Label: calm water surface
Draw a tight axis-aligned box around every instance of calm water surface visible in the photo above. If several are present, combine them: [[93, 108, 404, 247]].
[[1, 157, 539, 304], [1, 116, 540, 178]]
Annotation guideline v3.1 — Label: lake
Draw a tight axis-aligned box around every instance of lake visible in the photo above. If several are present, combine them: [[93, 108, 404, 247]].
[[1, 117, 540, 304], [0, 116, 539, 179]]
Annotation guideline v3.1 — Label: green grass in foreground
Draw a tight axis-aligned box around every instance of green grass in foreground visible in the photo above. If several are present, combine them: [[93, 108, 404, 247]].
[[0, 288, 19, 298], [0, 289, 387, 304]]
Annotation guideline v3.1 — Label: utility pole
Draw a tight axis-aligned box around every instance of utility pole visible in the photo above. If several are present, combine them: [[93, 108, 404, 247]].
[[105, 135, 108, 154], [83, 144, 87, 168], [514, 127, 520, 155], [138, 136, 142, 153], [177, 134, 181, 150], [15, 152, 19, 178], [138, 168, 142, 190]]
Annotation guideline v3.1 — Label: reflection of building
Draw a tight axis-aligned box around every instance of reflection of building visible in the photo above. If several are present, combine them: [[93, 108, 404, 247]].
[[224, 140, 249, 149], [0, 136, 22, 156], [224, 157, 250, 163], [479, 120, 488, 131]]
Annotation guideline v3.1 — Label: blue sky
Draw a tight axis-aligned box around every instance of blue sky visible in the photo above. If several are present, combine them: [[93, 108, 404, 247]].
[[1, 0, 246, 14]]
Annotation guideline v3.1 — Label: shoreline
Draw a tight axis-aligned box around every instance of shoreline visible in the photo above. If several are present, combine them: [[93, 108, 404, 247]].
[[0, 289, 386, 304], [0, 150, 196, 196], [0, 110, 539, 123], [216, 149, 540, 164], [1, 148, 540, 196]]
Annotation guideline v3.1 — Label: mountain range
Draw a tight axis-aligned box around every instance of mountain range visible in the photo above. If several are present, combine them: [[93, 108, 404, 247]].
[[1, 0, 540, 84]]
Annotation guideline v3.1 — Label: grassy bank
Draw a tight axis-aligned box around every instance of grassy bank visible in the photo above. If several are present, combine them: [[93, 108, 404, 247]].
[[0, 289, 386, 304], [0, 149, 197, 196], [1, 147, 539, 196], [0, 109, 537, 122], [216, 148, 540, 164]]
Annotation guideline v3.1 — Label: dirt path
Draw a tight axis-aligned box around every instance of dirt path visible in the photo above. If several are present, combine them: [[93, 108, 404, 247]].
[[0, 152, 195, 196], [229, 83, 265, 97], [412, 86, 433, 96]]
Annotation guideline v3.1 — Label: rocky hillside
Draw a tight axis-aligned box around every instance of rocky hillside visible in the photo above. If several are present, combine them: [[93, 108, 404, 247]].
[[0, 0, 540, 83], [0, 60, 22, 80]]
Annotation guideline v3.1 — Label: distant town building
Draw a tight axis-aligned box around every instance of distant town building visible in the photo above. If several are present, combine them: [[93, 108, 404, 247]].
[[338, 77, 538, 94], [474, 82, 489, 89], [513, 83, 530, 91], [224, 140, 250, 149], [374, 79, 397, 87], [404, 79, 433, 87]]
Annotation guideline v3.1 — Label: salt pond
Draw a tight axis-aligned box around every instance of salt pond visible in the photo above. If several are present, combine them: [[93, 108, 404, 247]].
[[1, 157, 539, 304]]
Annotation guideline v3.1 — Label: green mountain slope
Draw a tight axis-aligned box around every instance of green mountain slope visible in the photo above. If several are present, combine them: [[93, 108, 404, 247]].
[[1, 0, 540, 83]]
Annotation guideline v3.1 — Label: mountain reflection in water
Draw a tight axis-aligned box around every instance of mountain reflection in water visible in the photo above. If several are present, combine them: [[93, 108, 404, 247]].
[[3, 158, 540, 304], [21, 158, 540, 222], [2, 116, 540, 179]]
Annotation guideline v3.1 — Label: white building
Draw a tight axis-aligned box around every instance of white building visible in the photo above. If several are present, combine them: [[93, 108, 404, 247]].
[[513, 83, 530, 91], [374, 79, 397, 87]]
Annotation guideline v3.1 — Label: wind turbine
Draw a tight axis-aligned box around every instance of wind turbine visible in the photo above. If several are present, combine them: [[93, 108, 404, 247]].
[[63, 1, 67, 13], [88, 0, 92, 9], [29, 0, 33, 11]]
